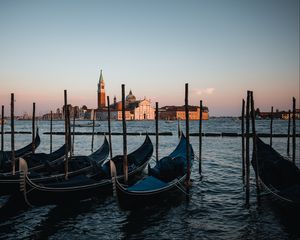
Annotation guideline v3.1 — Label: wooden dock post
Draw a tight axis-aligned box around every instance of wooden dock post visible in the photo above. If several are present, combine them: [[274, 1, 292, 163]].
[[287, 110, 291, 156], [1, 105, 4, 151], [292, 97, 296, 165], [245, 91, 250, 205], [177, 118, 181, 138], [68, 106, 71, 155], [250, 91, 260, 203], [50, 110, 53, 154], [32, 102, 36, 154], [64, 90, 69, 180], [11, 93, 15, 175], [270, 106, 273, 147], [91, 110, 95, 153], [107, 96, 113, 159], [155, 102, 159, 162], [199, 100, 203, 175], [122, 84, 128, 184], [241, 99, 245, 184], [71, 108, 76, 156], [185, 83, 191, 186]]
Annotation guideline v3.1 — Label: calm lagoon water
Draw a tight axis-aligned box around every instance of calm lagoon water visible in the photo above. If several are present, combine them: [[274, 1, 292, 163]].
[[0, 118, 299, 239]]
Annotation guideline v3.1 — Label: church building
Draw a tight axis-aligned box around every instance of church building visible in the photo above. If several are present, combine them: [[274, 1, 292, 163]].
[[110, 90, 155, 120], [97, 70, 106, 109]]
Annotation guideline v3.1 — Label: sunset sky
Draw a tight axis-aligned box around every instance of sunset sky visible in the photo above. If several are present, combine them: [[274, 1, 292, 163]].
[[0, 0, 299, 116]]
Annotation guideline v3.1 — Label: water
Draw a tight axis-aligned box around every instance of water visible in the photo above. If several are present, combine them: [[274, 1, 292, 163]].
[[0, 118, 299, 239]]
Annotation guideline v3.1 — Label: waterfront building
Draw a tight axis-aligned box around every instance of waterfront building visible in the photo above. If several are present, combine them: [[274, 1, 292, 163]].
[[281, 109, 300, 120], [159, 105, 209, 120], [98, 90, 155, 120]]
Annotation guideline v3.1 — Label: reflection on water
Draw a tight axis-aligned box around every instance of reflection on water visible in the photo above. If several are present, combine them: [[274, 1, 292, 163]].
[[0, 119, 299, 239]]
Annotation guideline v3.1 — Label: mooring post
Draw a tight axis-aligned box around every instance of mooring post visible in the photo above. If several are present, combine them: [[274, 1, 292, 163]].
[[185, 83, 191, 187], [107, 96, 113, 159], [91, 110, 95, 153], [11, 93, 15, 175], [64, 90, 69, 180], [68, 106, 71, 155], [50, 110, 53, 154], [245, 91, 250, 206], [241, 99, 245, 185], [177, 118, 181, 138], [32, 102, 36, 154], [250, 91, 260, 204], [270, 106, 273, 147], [287, 110, 291, 156], [155, 102, 159, 162], [71, 108, 76, 156], [1, 105, 4, 151], [292, 97, 296, 165], [199, 100, 203, 175], [122, 84, 128, 184]]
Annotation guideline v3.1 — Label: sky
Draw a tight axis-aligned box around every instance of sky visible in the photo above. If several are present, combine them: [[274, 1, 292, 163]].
[[0, 0, 299, 116]]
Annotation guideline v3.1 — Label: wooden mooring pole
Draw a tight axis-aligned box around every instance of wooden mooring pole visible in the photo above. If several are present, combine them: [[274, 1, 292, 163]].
[[91, 110, 95, 153], [287, 110, 291, 156], [50, 110, 53, 154], [250, 91, 260, 203], [71, 108, 76, 156], [199, 100, 203, 175], [32, 102, 36, 154], [68, 107, 71, 155], [241, 99, 245, 184], [1, 105, 4, 151], [11, 93, 15, 175], [270, 106, 273, 147], [185, 83, 191, 186], [107, 96, 113, 159], [177, 118, 181, 138], [122, 84, 128, 184], [64, 90, 69, 180], [155, 102, 159, 162], [245, 91, 250, 206], [292, 97, 296, 165]]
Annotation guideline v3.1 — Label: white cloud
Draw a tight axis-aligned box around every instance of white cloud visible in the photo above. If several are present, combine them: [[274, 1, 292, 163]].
[[193, 88, 215, 95]]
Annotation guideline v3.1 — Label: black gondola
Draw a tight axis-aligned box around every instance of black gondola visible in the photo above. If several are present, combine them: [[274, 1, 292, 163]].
[[0, 130, 41, 164], [252, 136, 300, 212], [0, 137, 109, 196], [115, 134, 194, 210], [19, 135, 153, 206]]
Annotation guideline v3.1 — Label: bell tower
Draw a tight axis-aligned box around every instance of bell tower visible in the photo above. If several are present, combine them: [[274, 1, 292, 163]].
[[97, 69, 106, 109]]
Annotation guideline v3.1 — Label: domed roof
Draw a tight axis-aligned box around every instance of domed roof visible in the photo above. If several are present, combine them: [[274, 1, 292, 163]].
[[126, 90, 136, 103]]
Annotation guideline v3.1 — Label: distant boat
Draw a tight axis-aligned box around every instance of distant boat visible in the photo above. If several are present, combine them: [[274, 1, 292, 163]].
[[164, 120, 173, 124], [71, 122, 100, 127]]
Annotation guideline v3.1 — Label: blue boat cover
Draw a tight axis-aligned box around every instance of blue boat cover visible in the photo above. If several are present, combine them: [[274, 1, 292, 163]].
[[127, 176, 167, 191]]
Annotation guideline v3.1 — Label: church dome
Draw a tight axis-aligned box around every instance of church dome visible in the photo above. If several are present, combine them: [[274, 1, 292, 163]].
[[126, 90, 136, 103]]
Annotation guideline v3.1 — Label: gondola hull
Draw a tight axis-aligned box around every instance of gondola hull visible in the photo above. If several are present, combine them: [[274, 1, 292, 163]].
[[115, 134, 194, 210], [116, 175, 187, 210], [252, 136, 300, 214], [3, 130, 41, 160], [0, 137, 109, 196], [19, 135, 153, 206]]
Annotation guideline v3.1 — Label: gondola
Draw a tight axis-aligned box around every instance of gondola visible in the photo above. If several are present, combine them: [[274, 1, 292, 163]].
[[1, 142, 67, 174], [18, 135, 153, 206], [0, 130, 41, 163], [115, 134, 194, 210], [0, 137, 109, 196], [251, 136, 300, 212]]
